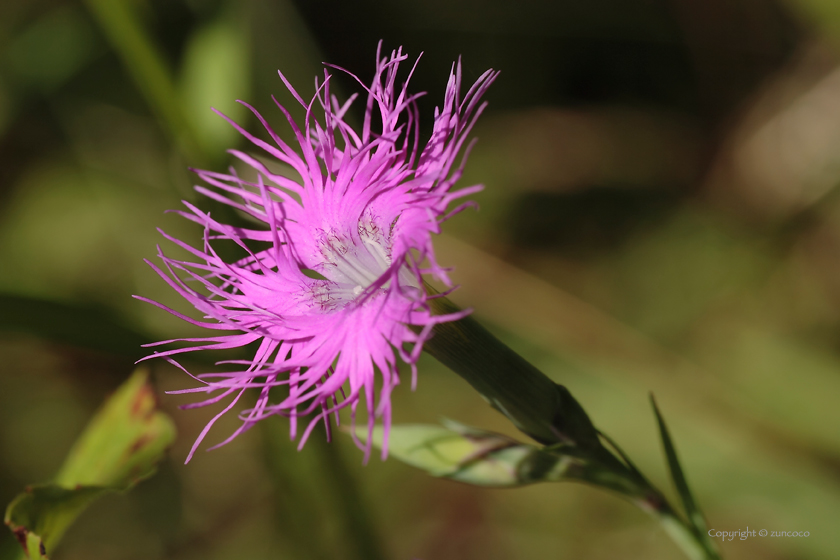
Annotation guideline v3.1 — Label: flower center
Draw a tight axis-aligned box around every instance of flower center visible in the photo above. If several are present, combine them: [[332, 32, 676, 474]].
[[309, 222, 393, 311]]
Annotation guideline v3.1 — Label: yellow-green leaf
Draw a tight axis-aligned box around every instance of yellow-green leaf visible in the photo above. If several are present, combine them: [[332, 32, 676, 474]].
[[4, 367, 175, 558]]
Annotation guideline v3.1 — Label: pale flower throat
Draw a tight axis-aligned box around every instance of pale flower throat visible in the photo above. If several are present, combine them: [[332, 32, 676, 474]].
[[310, 220, 397, 311]]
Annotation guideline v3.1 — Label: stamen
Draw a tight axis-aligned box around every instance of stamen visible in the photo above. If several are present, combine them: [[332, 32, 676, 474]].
[[312, 227, 395, 311], [363, 236, 392, 270], [331, 249, 379, 285]]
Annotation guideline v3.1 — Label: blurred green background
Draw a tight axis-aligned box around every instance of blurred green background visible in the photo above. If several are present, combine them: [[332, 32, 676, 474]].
[[1, 0, 840, 559]]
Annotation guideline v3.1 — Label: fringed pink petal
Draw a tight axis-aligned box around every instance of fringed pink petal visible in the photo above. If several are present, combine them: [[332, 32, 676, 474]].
[[140, 44, 496, 462]]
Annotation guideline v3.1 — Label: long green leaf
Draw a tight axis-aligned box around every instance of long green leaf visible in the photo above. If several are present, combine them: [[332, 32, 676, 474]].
[[4, 368, 175, 558], [650, 395, 720, 559], [83, 0, 203, 163], [424, 293, 602, 450]]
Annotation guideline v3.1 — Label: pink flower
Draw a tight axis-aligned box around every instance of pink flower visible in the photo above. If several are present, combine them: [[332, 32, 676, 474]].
[[137, 45, 497, 462]]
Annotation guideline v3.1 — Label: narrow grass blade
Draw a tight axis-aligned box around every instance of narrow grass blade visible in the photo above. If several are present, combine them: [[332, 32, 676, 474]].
[[651, 395, 720, 559]]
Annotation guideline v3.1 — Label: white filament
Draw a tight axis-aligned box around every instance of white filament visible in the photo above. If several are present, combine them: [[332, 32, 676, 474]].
[[311, 225, 395, 310]]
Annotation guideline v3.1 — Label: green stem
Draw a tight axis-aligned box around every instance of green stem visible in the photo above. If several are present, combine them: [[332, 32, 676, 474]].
[[423, 294, 721, 560], [424, 293, 601, 450], [313, 433, 388, 560], [261, 420, 387, 560], [261, 421, 333, 560], [83, 0, 260, 237], [619, 464, 721, 560], [83, 0, 204, 164], [652, 503, 721, 560]]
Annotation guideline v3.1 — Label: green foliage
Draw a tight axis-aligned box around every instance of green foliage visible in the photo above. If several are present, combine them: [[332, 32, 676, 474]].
[[412, 292, 724, 558], [2, 6, 99, 92], [5, 486, 107, 559], [1, 0, 838, 557], [4, 368, 175, 559], [0, 294, 151, 361], [83, 0, 203, 162], [180, 7, 251, 157], [651, 397, 720, 560], [358, 421, 566, 487], [262, 420, 387, 560], [423, 292, 602, 450], [363, 402, 722, 559], [790, 0, 840, 41]]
